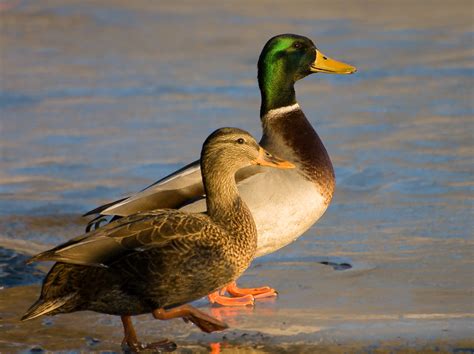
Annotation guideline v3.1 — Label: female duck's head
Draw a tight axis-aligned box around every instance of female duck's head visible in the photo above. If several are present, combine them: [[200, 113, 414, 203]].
[[200, 128, 294, 212], [201, 128, 294, 175], [258, 34, 357, 116]]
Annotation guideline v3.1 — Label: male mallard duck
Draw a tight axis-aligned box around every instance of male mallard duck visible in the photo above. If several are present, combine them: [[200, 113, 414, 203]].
[[22, 128, 294, 352], [85, 34, 356, 306]]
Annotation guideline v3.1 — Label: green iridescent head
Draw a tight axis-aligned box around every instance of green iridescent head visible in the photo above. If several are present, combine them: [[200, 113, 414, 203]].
[[257, 34, 356, 117]]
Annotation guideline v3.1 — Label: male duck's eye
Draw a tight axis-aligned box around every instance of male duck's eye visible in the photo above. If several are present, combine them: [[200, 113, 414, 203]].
[[236, 138, 245, 144], [293, 42, 302, 49]]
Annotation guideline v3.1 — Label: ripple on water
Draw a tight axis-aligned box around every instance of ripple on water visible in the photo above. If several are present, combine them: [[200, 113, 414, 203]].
[[0, 247, 44, 288]]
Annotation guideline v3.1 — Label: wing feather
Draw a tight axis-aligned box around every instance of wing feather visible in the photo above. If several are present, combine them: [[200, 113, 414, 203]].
[[29, 210, 209, 267]]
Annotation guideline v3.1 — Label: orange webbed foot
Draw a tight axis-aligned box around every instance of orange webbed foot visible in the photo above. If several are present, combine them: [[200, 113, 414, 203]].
[[121, 315, 177, 352], [207, 281, 278, 306], [226, 281, 278, 299], [208, 287, 255, 307]]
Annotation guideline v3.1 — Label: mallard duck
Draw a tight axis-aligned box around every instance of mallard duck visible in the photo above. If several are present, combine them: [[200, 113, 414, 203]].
[[85, 34, 356, 306], [22, 128, 294, 352]]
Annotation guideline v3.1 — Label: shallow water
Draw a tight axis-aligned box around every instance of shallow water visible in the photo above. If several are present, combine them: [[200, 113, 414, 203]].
[[0, 0, 473, 352]]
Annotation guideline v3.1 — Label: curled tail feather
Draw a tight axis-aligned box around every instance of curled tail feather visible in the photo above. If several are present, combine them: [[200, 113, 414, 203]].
[[21, 293, 77, 321]]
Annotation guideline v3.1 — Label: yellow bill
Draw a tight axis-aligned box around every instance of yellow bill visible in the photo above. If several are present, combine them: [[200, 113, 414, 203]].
[[310, 49, 357, 74]]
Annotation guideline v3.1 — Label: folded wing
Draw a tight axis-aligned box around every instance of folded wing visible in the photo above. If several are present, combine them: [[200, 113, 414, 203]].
[[84, 160, 204, 217], [29, 210, 208, 267]]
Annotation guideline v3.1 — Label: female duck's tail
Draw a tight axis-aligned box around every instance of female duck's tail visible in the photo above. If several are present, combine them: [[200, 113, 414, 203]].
[[21, 293, 77, 321]]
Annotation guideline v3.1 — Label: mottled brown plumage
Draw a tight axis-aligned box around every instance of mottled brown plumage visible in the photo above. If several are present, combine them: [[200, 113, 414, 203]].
[[22, 127, 294, 350]]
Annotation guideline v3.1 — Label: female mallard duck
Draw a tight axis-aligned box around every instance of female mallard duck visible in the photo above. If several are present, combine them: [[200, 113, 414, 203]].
[[22, 128, 294, 352], [84, 34, 356, 306]]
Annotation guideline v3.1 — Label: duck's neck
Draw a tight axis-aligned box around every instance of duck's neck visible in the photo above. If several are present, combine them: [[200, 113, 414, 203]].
[[260, 104, 335, 201], [201, 161, 254, 231], [202, 165, 241, 218], [258, 67, 296, 117], [201, 159, 258, 271]]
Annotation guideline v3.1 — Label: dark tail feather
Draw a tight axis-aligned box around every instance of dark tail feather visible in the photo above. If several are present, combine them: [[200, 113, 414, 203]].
[[21, 293, 77, 321]]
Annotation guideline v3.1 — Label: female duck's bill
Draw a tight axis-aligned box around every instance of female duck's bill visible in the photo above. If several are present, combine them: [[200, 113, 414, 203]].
[[252, 147, 295, 168]]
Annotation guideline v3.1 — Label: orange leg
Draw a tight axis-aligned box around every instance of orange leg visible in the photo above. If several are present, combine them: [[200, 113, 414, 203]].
[[120, 315, 176, 352], [152, 304, 228, 333], [121, 315, 140, 350]]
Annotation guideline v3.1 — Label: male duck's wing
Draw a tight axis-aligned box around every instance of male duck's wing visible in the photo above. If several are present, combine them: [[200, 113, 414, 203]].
[[28, 210, 209, 267], [84, 161, 265, 217], [84, 160, 204, 217]]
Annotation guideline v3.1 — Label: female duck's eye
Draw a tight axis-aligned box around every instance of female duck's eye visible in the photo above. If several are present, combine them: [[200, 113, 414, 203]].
[[293, 42, 302, 49], [236, 138, 245, 144]]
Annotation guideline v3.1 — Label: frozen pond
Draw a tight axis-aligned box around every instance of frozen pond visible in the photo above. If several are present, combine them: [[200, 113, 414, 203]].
[[0, 0, 473, 352]]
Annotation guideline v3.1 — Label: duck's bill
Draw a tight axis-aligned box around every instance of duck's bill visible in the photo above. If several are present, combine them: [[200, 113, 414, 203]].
[[251, 147, 295, 169], [310, 49, 357, 74]]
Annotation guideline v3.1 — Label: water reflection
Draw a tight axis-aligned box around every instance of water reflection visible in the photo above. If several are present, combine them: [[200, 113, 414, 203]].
[[210, 342, 220, 354], [209, 302, 263, 327]]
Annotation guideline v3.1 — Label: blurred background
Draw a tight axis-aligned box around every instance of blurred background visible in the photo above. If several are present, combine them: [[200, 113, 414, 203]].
[[0, 0, 473, 352]]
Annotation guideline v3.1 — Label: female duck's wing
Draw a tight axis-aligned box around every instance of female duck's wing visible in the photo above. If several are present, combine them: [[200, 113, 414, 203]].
[[84, 161, 265, 218], [84, 160, 204, 217], [28, 210, 209, 267]]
